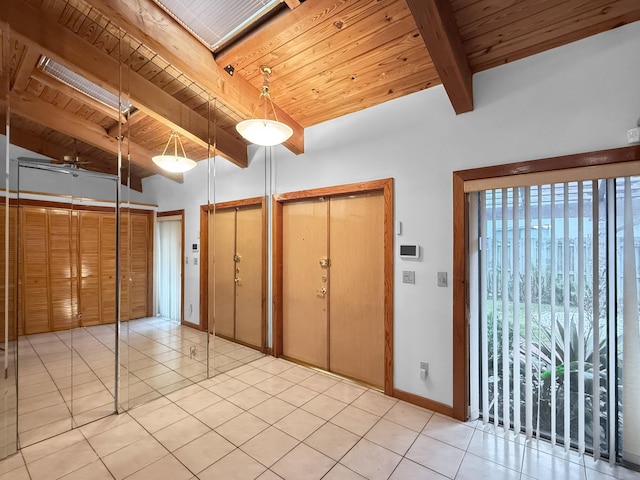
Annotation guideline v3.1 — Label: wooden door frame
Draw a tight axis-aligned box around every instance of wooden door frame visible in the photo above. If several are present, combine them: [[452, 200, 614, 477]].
[[157, 209, 185, 324], [272, 178, 394, 396], [199, 197, 267, 352], [451, 145, 640, 421]]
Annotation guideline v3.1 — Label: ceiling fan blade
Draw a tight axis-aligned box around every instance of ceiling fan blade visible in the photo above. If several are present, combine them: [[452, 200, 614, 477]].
[[17, 157, 52, 164]]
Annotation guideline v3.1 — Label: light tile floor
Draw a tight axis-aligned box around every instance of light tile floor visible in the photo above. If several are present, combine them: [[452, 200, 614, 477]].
[[17, 317, 264, 447], [4, 355, 640, 479]]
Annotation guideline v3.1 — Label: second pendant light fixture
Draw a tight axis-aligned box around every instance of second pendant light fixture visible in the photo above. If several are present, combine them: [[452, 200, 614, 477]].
[[236, 66, 293, 147]]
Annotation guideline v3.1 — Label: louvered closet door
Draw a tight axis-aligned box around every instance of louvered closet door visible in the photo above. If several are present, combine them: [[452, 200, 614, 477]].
[[119, 215, 130, 321], [213, 208, 236, 338], [282, 199, 329, 369], [329, 192, 385, 388], [100, 214, 117, 324], [0, 207, 17, 340], [234, 205, 263, 348], [21, 207, 50, 334], [78, 212, 101, 326], [48, 209, 77, 331]]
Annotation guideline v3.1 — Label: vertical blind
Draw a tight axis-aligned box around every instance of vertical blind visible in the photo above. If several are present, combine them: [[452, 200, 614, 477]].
[[472, 176, 640, 464], [156, 219, 182, 321]]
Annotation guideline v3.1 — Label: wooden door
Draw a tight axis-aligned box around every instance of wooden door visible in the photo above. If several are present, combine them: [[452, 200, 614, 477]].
[[213, 209, 236, 338], [282, 199, 329, 369], [78, 212, 101, 326], [21, 207, 50, 334], [329, 193, 385, 388], [130, 214, 149, 319], [235, 205, 262, 348], [48, 209, 76, 331]]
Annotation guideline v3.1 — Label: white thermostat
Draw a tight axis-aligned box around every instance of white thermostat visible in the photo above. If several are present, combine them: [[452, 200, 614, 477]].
[[399, 244, 420, 259]]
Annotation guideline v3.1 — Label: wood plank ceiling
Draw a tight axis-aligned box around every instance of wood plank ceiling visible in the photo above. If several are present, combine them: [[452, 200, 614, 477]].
[[1, 0, 639, 191]]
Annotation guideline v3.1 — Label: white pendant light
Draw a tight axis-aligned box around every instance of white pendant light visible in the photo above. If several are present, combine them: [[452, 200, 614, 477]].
[[152, 130, 197, 173], [236, 66, 293, 147]]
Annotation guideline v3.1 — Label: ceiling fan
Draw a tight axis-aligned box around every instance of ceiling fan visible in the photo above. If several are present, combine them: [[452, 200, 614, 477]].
[[17, 154, 91, 169]]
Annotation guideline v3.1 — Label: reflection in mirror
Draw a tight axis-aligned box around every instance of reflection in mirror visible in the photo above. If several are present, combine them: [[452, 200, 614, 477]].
[[122, 83, 210, 409], [207, 96, 266, 378], [13, 146, 119, 447], [0, 23, 18, 458]]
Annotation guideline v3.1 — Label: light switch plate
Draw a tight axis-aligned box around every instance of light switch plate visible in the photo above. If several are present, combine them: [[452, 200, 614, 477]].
[[402, 270, 415, 284], [437, 272, 447, 287]]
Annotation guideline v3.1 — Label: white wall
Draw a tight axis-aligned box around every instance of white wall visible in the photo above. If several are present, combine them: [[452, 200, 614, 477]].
[[143, 21, 640, 407], [1, 140, 153, 205]]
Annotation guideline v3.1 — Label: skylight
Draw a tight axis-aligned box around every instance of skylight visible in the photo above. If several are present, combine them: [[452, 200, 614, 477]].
[[153, 0, 282, 51], [40, 57, 132, 113]]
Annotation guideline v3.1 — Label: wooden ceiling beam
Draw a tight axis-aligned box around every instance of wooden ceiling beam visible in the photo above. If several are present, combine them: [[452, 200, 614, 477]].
[[11, 46, 40, 92], [284, 0, 301, 9], [405, 0, 473, 114], [81, 0, 305, 155], [3, 0, 247, 168], [10, 125, 144, 192], [107, 109, 146, 138], [10, 91, 182, 183], [30, 70, 123, 123]]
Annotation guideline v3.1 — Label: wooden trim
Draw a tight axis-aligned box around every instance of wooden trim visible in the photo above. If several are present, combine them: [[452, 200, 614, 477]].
[[455, 145, 640, 181], [157, 209, 184, 218], [273, 178, 393, 202], [451, 145, 640, 422], [145, 209, 154, 318], [382, 179, 395, 397], [198, 205, 209, 331], [393, 388, 454, 417], [405, 0, 473, 114], [452, 172, 467, 421], [272, 178, 394, 395], [212, 196, 266, 210], [272, 196, 284, 358]]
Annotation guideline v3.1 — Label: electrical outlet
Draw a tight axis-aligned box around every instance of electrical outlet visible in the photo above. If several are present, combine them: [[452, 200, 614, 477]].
[[628, 127, 640, 144], [185, 256, 189, 264], [437, 272, 447, 287]]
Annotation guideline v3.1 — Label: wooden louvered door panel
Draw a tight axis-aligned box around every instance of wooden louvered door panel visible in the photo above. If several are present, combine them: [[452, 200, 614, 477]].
[[78, 212, 101, 326], [119, 215, 130, 321], [48, 209, 77, 331], [282, 199, 329, 369], [0, 207, 18, 340], [130, 214, 149, 319], [100, 214, 117, 324], [213, 209, 236, 339], [21, 207, 50, 334], [235, 205, 263, 349]]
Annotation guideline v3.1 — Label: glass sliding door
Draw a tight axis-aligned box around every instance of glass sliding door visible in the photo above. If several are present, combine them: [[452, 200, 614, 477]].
[[470, 176, 640, 466]]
